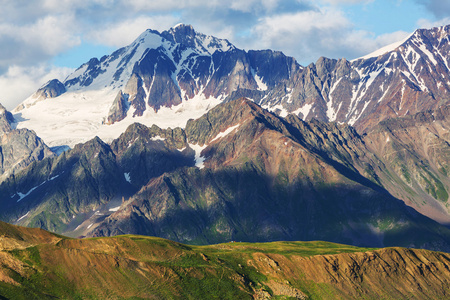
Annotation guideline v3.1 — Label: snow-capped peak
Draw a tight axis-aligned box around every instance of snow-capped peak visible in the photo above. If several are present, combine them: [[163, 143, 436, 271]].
[[353, 31, 414, 61], [12, 25, 244, 148], [173, 23, 187, 29]]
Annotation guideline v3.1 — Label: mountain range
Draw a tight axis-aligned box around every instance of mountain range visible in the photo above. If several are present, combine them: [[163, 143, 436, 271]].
[[12, 24, 450, 147], [1, 24, 450, 254]]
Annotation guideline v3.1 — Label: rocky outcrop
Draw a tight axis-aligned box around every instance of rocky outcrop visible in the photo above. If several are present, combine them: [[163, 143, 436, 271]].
[[36, 79, 66, 99], [0, 103, 14, 133], [15, 79, 66, 111], [249, 247, 450, 299], [0, 103, 54, 182], [106, 90, 128, 124]]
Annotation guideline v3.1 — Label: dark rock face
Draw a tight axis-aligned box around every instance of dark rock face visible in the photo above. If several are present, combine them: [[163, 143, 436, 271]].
[[36, 79, 66, 99], [15, 79, 67, 111], [0, 137, 121, 232], [258, 25, 450, 132], [106, 90, 128, 124], [0, 103, 54, 182], [65, 58, 105, 88], [0, 103, 14, 133]]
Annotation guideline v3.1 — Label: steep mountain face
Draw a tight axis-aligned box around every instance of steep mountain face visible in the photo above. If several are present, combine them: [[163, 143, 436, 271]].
[[2, 99, 450, 250], [1, 222, 450, 299], [0, 104, 54, 182], [364, 104, 450, 223], [0, 137, 126, 233], [0, 122, 195, 235], [13, 24, 450, 149]]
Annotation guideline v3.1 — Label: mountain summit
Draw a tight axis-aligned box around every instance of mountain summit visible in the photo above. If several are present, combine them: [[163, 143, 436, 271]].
[[13, 24, 298, 147]]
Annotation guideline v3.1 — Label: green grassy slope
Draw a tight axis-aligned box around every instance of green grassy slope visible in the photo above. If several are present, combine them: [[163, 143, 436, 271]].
[[1, 221, 450, 299]]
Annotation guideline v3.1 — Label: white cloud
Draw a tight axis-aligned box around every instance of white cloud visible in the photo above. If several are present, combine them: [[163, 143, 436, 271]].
[[417, 17, 450, 29], [247, 8, 411, 63], [415, 0, 450, 18], [0, 65, 73, 110], [319, 0, 374, 4], [85, 15, 180, 47], [123, 0, 286, 13], [0, 14, 81, 71]]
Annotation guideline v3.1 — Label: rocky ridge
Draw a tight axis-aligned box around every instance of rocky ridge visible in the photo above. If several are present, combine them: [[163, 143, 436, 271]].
[[12, 24, 450, 150]]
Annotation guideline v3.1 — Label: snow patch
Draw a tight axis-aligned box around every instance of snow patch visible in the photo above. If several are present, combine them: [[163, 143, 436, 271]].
[[109, 206, 121, 212], [17, 212, 29, 222], [418, 43, 438, 65], [13, 174, 61, 202], [293, 104, 313, 119], [210, 124, 240, 142], [124, 172, 131, 183], [188, 143, 208, 169], [261, 103, 288, 117], [14, 88, 223, 148], [150, 136, 165, 141], [251, 68, 268, 91]]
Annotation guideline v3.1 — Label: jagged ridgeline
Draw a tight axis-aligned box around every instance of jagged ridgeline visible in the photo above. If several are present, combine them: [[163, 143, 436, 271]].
[[1, 99, 450, 253], [1, 221, 450, 299], [12, 24, 450, 148]]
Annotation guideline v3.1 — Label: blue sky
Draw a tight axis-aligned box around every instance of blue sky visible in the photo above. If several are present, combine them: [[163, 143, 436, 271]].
[[0, 0, 449, 109]]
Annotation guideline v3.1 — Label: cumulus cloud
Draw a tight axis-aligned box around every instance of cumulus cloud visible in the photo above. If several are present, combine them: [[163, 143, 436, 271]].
[[0, 65, 73, 110], [415, 0, 450, 18], [248, 8, 410, 63], [0, 14, 80, 72], [417, 17, 450, 29], [85, 15, 180, 47], [319, 0, 373, 4]]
